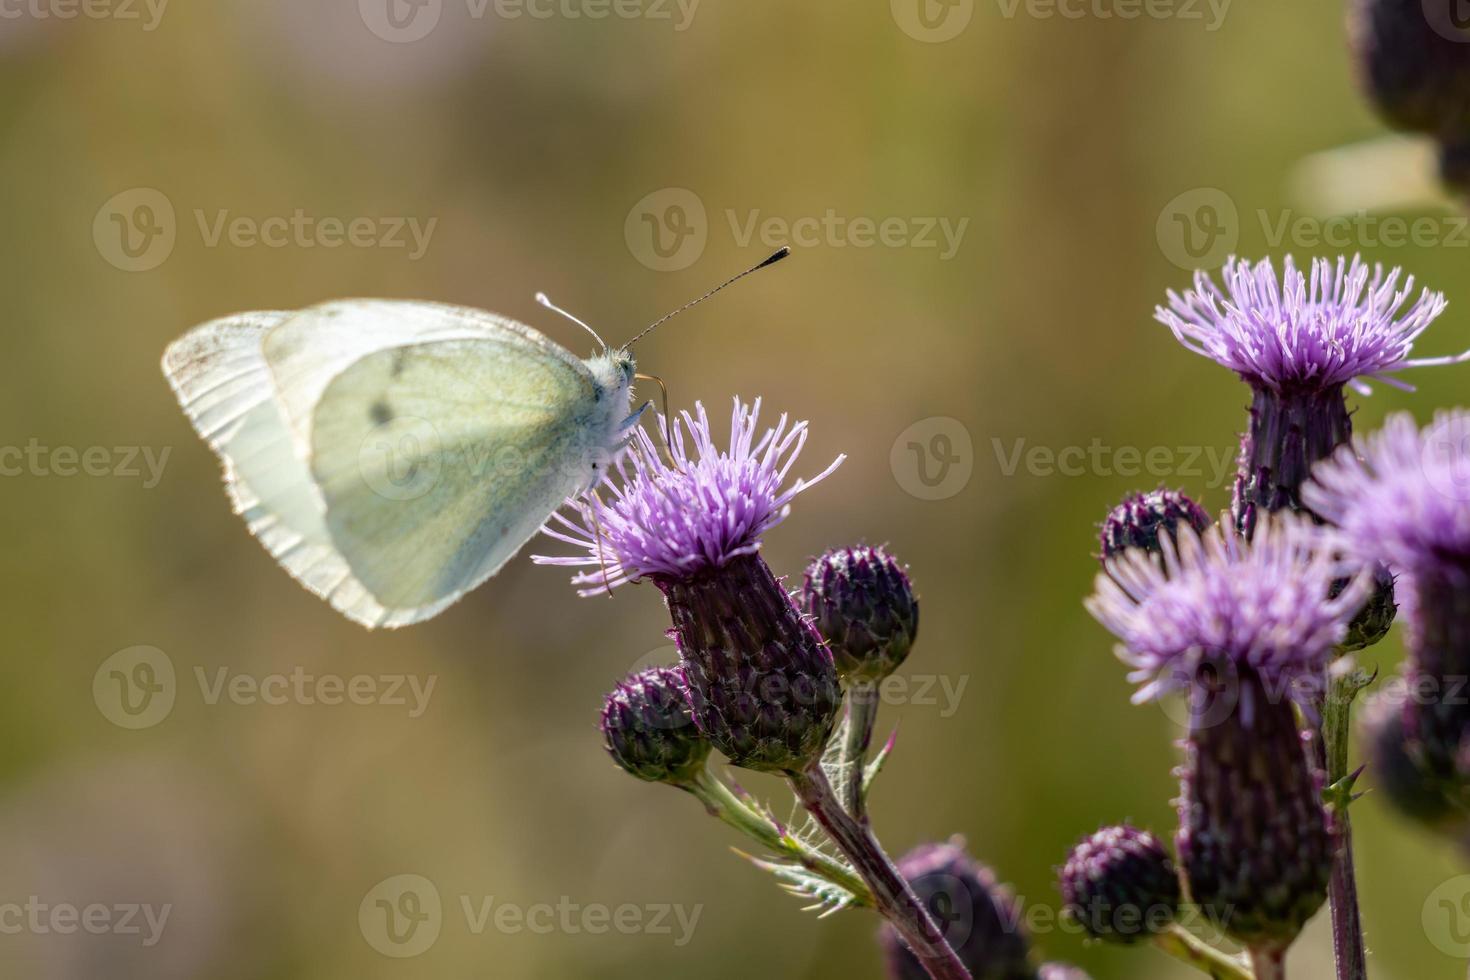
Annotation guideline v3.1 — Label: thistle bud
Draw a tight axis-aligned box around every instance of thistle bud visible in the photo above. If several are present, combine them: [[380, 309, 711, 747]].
[[600, 666, 710, 786], [1099, 488, 1212, 561], [802, 545, 919, 683], [1338, 562, 1397, 652], [662, 554, 842, 773], [1059, 825, 1180, 944], [879, 839, 1034, 980], [1348, 0, 1470, 190]]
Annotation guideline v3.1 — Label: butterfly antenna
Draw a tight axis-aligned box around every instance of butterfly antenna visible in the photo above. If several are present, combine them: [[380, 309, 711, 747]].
[[622, 246, 790, 349], [536, 292, 609, 350]]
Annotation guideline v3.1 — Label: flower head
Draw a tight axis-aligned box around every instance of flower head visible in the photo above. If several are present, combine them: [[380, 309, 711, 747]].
[[1087, 514, 1369, 706], [600, 666, 710, 786], [1304, 410, 1470, 583], [880, 839, 1033, 980], [1156, 255, 1456, 396], [535, 398, 843, 595], [1059, 825, 1180, 945], [802, 545, 919, 683]]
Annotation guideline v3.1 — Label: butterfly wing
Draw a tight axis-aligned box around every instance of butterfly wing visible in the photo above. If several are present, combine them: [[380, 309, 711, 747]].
[[307, 332, 619, 620], [164, 300, 626, 628]]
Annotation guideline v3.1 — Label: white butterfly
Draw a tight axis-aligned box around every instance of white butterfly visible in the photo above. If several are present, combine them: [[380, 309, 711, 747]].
[[161, 249, 788, 629]]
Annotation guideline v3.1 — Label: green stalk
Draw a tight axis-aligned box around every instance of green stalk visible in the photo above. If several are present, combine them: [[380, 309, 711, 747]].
[[841, 681, 880, 824], [1152, 925, 1254, 980], [1320, 665, 1371, 980], [684, 768, 871, 904]]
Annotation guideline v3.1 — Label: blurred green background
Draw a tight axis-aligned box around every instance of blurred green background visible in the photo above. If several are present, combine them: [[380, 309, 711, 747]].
[[2, 0, 1468, 976]]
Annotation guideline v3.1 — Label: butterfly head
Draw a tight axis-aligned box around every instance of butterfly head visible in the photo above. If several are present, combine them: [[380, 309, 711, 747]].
[[610, 347, 636, 386]]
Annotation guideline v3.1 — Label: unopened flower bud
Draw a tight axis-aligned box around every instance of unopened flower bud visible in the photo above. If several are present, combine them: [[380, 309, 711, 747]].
[[1099, 488, 1212, 561], [802, 545, 919, 683], [1059, 825, 1180, 945], [600, 666, 709, 785], [879, 839, 1034, 980], [1338, 562, 1397, 652], [1348, 0, 1470, 193]]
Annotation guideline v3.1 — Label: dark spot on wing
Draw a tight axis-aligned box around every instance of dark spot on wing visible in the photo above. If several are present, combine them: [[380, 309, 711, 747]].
[[370, 401, 393, 426], [391, 349, 407, 377]]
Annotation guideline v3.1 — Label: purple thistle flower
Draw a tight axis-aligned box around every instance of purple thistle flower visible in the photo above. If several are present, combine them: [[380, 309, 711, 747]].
[[1307, 410, 1470, 808], [537, 398, 845, 773], [1059, 825, 1180, 945], [1087, 515, 1370, 954], [1304, 410, 1470, 586], [1155, 255, 1459, 535], [535, 397, 844, 595], [1087, 515, 1369, 708], [1156, 256, 1454, 396], [879, 839, 1035, 980], [1098, 488, 1213, 562]]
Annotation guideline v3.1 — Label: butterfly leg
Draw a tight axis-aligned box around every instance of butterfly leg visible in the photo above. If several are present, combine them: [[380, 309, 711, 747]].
[[589, 489, 615, 598], [634, 372, 680, 470]]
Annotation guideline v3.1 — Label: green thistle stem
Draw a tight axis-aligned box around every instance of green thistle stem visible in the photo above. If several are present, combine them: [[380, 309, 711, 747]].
[[1152, 925, 1254, 980], [684, 768, 871, 904], [1320, 665, 1370, 980], [841, 681, 879, 824], [788, 763, 972, 980]]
